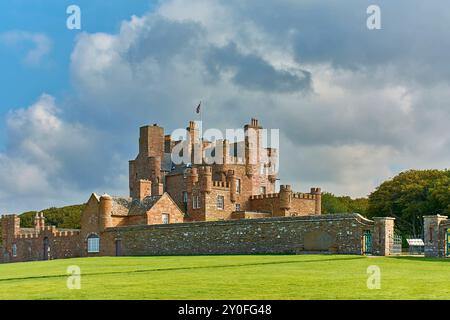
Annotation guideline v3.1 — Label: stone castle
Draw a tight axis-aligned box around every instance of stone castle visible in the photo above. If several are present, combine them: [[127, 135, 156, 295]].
[[1, 118, 401, 263]]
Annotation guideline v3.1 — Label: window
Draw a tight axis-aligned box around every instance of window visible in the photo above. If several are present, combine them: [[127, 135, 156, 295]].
[[192, 194, 201, 209], [235, 203, 241, 211], [260, 186, 266, 195], [162, 213, 170, 224], [182, 191, 188, 203], [87, 234, 100, 253], [12, 244, 17, 257], [236, 179, 241, 194], [217, 195, 224, 210], [260, 164, 265, 175]]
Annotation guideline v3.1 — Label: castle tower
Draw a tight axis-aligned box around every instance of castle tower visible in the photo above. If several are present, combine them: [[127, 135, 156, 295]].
[[310, 187, 322, 215], [279, 185, 292, 216], [139, 124, 164, 159], [200, 166, 212, 193], [129, 124, 165, 199], [34, 213, 40, 231], [187, 121, 202, 165], [227, 170, 237, 203], [34, 212, 45, 231], [244, 118, 262, 177], [267, 147, 278, 184], [99, 194, 113, 231], [1, 214, 20, 249]]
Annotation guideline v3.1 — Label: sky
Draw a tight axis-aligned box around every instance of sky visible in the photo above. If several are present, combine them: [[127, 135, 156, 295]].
[[0, 0, 449, 213]]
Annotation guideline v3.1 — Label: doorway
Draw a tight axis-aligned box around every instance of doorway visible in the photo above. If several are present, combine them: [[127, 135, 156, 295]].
[[115, 239, 122, 257], [363, 230, 372, 255], [43, 237, 49, 260]]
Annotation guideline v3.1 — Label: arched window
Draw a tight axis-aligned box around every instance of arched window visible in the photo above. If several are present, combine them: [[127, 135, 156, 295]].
[[87, 234, 100, 253]]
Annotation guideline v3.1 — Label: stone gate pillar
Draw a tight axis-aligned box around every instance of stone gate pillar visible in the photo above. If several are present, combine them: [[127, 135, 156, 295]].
[[424, 215, 448, 257], [372, 217, 395, 256]]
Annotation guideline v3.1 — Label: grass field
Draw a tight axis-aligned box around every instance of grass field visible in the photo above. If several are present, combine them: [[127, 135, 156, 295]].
[[0, 255, 449, 300]]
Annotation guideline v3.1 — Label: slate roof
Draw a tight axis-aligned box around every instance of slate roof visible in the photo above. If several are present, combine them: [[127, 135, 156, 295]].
[[111, 195, 162, 216]]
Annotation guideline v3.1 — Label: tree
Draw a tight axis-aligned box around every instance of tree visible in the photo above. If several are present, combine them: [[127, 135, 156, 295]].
[[322, 192, 369, 215], [367, 169, 450, 237]]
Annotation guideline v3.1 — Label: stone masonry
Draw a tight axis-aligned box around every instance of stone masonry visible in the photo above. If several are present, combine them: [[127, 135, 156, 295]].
[[100, 214, 379, 256], [0, 118, 399, 263], [424, 215, 449, 257]]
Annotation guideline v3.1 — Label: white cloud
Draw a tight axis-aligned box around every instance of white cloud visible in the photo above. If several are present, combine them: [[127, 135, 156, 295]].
[[0, 31, 52, 65], [0, 95, 126, 212], [2, 0, 450, 212]]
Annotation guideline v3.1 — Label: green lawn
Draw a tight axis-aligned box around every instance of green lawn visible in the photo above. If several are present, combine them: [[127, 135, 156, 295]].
[[0, 255, 449, 300]]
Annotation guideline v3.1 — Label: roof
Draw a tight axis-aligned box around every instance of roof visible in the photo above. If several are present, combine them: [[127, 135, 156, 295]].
[[406, 239, 424, 246], [162, 153, 173, 172], [111, 195, 163, 216]]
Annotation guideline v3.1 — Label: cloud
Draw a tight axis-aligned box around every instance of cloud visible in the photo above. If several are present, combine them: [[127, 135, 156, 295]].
[[1, 0, 450, 211], [0, 31, 52, 65], [0, 95, 127, 212]]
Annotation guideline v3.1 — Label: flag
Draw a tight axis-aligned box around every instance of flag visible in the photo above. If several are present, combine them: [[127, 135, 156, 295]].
[[196, 101, 201, 114]]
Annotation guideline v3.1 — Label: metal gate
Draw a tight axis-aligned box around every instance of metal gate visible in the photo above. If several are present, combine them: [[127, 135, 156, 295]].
[[363, 230, 372, 255], [447, 229, 450, 257], [391, 233, 402, 255]]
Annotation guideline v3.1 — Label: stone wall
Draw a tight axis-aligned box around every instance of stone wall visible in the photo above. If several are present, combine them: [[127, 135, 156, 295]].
[[100, 214, 375, 256], [424, 215, 449, 257], [248, 193, 318, 217], [4, 228, 81, 263]]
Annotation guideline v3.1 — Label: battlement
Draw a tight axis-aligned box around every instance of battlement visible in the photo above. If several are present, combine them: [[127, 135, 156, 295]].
[[212, 181, 230, 189], [293, 192, 317, 200], [54, 230, 81, 237], [249, 192, 317, 201], [1, 214, 18, 219], [249, 193, 279, 200], [15, 233, 39, 239], [15, 229, 80, 239]]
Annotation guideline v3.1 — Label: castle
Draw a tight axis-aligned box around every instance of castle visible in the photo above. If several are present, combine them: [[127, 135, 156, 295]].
[[1, 118, 401, 263]]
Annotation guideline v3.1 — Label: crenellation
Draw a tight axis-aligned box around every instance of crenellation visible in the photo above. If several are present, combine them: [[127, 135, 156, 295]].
[[1, 114, 415, 265]]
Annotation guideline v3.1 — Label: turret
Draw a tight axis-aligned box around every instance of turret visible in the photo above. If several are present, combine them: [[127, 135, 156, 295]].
[[244, 118, 262, 177], [227, 170, 236, 202], [201, 166, 212, 193], [34, 213, 40, 231], [279, 185, 292, 215], [186, 167, 199, 194], [310, 187, 322, 215], [34, 212, 45, 231], [139, 124, 164, 159], [222, 139, 230, 165], [99, 194, 113, 231], [267, 148, 278, 183]]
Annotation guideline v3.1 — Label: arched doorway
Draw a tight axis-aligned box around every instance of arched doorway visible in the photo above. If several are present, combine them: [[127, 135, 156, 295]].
[[363, 230, 372, 255], [43, 237, 49, 261]]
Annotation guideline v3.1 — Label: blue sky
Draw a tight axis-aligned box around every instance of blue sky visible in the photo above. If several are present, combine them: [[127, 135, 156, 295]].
[[0, 0, 156, 147], [0, 0, 449, 212]]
